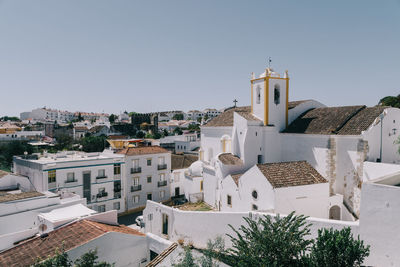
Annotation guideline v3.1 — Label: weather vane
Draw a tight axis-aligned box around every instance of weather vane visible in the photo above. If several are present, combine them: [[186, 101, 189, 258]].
[[268, 57, 272, 68]]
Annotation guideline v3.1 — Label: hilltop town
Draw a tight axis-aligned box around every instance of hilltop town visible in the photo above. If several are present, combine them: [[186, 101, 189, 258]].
[[0, 66, 399, 266]]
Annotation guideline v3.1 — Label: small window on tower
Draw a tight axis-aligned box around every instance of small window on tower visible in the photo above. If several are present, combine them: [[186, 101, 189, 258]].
[[274, 84, 280, 105], [256, 85, 261, 104]]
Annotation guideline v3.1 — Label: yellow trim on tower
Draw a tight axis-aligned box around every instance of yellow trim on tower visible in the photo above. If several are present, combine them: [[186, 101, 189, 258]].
[[264, 77, 269, 126], [285, 77, 289, 127], [251, 81, 253, 113]]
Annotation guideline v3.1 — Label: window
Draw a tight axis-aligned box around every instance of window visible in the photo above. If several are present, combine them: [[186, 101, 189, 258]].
[[274, 84, 280, 105], [147, 158, 152, 166], [147, 193, 152, 200], [66, 172, 75, 182], [98, 205, 106, 213], [252, 204, 258, 211], [48, 170, 56, 184], [114, 164, 121, 175], [252, 190, 258, 200], [98, 187, 105, 194], [160, 190, 165, 199], [257, 155, 263, 164], [174, 172, 180, 182], [133, 195, 140, 203], [133, 177, 140, 186], [200, 180, 203, 192], [227, 195, 232, 206], [98, 169, 106, 178], [147, 176, 152, 183], [256, 85, 261, 104], [158, 156, 165, 165], [159, 173, 166, 181], [133, 159, 139, 168], [113, 202, 120, 210]]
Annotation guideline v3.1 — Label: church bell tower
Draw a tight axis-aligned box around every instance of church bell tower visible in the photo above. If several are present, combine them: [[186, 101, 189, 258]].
[[250, 67, 289, 131]]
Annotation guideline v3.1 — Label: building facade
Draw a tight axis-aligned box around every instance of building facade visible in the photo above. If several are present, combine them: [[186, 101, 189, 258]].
[[13, 151, 125, 213], [117, 146, 171, 212]]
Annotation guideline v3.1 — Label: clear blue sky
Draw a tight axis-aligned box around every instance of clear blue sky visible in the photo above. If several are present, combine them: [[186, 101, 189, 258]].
[[1, 0, 399, 117]]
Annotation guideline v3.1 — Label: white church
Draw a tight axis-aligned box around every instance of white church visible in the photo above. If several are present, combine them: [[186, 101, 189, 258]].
[[194, 66, 400, 221]]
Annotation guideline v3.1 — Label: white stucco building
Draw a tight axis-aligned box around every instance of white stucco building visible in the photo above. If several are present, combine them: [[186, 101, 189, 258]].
[[13, 151, 125, 214], [197, 66, 400, 220], [116, 146, 172, 212]]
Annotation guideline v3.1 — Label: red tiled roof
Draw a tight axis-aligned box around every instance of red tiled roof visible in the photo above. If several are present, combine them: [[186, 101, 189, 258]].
[[117, 146, 170, 156], [257, 161, 327, 188], [285, 105, 389, 135], [0, 220, 144, 267], [218, 153, 243, 166]]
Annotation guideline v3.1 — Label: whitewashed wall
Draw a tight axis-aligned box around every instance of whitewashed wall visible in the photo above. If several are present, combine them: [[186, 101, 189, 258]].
[[67, 232, 148, 267], [363, 107, 400, 164]]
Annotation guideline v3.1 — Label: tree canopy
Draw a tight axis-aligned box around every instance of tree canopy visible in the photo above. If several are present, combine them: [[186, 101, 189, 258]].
[[379, 95, 400, 108]]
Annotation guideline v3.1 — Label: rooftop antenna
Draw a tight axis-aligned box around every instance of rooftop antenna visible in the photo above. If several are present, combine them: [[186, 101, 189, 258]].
[[268, 57, 272, 68], [233, 99, 238, 108]]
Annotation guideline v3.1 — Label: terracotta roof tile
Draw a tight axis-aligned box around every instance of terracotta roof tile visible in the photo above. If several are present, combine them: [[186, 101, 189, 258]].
[[117, 146, 170, 156], [336, 106, 387, 135], [218, 153, 243, 166], [171, 154, 198, 170], [285, 105, 389, 135], [0, 220, 144, 267], [0, 191, 44, 203], [231, 172, 244, 186], [284, 106, 365, 135], [203, 106, 251, 127], [257, 161, 327, 188]]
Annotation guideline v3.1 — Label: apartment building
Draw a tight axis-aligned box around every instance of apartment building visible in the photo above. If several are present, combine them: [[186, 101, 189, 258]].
[[117, 146, 171, 212], [13, 151, 125, 213]]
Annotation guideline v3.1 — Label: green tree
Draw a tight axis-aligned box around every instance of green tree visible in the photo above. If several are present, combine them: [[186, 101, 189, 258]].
[[162, 129, 169, 137], [309, 227, 370, 267], [379, 95, 400, 108], [77, 113, 84, 121], [109, 114, 117, 124], [174, 247, 196, 267], [0, 116, 20, 121], [226, 212, 312, 267], [33, 247, 112, 267], [0, 141, 33, 171], [173, 127, 183, 135], [80, 136, 108, 152], [136, 131, 145, 138], [74, 249, 112, 267], [173, 113, 184, 120], [55, 134, 73, 150]]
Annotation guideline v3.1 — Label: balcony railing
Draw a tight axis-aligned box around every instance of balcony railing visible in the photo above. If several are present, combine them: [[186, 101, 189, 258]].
[[158, 180, 167, 187], [65, 179, 78, 184], [131, 167, 142, 174], [96, 175, 108, 180], [96, 192, 108, 198], [114, 192, 121, 199], [131, 185, 142, 192], [158, 164, 167, 170]]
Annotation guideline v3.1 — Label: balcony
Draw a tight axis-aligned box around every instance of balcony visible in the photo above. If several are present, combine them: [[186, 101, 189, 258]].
[[96, 192, 108, 198], [131, 185, 142, 192], [96, 175, 108, 180], [65, 179, 78, 184], [114, 192, 121, 199], [157, 164, 167, 170], [158, 180, 167, 187], [131, 167, 142, 174]]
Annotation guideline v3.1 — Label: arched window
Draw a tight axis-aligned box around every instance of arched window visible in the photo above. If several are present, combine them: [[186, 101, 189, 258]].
[[252, 190, 258, 200], [274, 84, 280, 105], [221, 135, 232, 153], [256, 85, 261, 104], [329, 205, 341, 220]]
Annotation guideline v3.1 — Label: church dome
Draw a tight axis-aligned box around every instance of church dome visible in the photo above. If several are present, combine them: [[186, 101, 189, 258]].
[[189, 160, 204, 176]]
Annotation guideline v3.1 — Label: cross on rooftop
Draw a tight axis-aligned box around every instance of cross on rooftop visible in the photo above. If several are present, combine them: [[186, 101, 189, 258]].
[[233, 99, 238, 107]]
